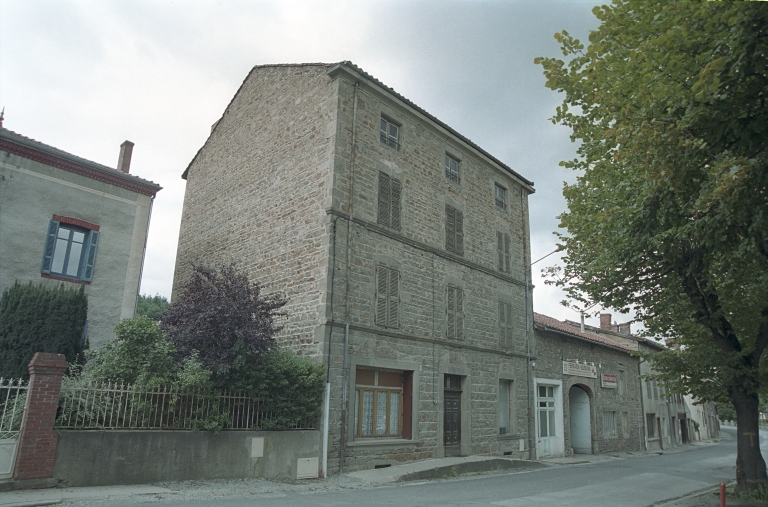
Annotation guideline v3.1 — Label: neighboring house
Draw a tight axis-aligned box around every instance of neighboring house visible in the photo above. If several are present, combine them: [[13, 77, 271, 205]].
[[684, 396, 720, 441], [533, 313, 643, 458], [0, 127, 161, 348], [173, 62, 535, 473], [571, 313, 693, 450]]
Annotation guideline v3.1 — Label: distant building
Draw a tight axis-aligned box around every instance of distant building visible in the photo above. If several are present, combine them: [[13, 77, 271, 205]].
[[533, 313, 643, 457], [173, 62, 535, 473], [0, 127, 161, 347]]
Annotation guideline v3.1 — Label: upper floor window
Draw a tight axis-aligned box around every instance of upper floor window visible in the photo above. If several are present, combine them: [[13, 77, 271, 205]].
[[499, 301, 514, 349], [497, 232, 511, 273], [445, 155, 460, 184], [377, 172, 402, 231], [446, 285, 464, 340], [41, 218, 100, 282], [445, 205, 464, 256], [375, 264, 400, 328], [495, 184, 507, 211], [380, 117, 400, 150]]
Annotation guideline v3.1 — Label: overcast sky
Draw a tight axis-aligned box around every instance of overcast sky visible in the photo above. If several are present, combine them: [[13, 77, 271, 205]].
[[0, 0, 615, 327]]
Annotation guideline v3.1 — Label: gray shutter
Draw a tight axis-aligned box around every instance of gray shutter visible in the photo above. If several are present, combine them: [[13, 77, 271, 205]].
[[376, 265, 388, 326], [390, 179, 401, 231], [497, 232, 504, 271], [498, 301, 506, 347], [455, 210, 464, 256], [505, 303, 513, 348], [447, 286, 455, 339], [456, 288, 464, 340], [504, 234, 511, 273], [83, 230, 100, 281], [388, 268, 399, 328], [378, 172, 390, 227], [41, 220, 60, 274], [445, 205, 455, 253]]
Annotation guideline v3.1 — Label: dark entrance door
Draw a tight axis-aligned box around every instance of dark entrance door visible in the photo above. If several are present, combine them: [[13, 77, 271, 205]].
[[444, 374, 462, 457]]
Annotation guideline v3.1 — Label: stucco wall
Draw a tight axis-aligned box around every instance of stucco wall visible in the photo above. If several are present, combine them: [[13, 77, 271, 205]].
[[0, 151, 152, 348], [53, 430, 320, 486]]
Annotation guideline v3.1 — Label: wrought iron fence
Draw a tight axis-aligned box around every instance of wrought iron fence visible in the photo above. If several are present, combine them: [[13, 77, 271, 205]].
[[0, 379, 28, 440], [56, 381, 315, 431]]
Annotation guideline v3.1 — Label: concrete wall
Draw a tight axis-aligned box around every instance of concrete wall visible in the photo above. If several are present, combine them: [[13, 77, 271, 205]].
[[53, 430, 320, 486], [0, 148, 153, 348]]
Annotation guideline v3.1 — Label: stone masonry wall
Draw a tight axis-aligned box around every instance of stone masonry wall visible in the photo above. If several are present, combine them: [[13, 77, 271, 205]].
[[324, 70, 535, 472], [173, 64, 339, 358]]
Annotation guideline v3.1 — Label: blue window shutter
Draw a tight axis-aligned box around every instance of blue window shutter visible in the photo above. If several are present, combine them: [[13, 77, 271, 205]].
[[83, 230, 100, 281], [41, 220, 60, 274]]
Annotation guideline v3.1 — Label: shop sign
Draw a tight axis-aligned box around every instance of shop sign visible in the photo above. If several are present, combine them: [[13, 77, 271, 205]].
[[562, 361, 597, 378], [601, 373, 618, 388]]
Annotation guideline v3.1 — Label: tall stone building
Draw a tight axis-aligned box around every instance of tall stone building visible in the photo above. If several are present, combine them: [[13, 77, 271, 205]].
[[173, 62, 535, 473]]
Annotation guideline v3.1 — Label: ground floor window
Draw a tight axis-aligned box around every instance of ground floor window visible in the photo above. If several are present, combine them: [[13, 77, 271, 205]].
[[499, 380, 514, 435], [355, 368, 410, 438], [647, 413, 656, 438], [538, 385, 556, 437], [621, 411, 630, 438], [603, 411, 617, 438]]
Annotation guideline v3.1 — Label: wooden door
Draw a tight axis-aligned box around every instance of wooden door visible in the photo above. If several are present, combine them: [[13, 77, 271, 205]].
[[444, 374, 462, 456]]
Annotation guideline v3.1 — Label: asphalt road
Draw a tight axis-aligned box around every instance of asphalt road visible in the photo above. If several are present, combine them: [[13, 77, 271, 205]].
[[65, 427, 753, 507]]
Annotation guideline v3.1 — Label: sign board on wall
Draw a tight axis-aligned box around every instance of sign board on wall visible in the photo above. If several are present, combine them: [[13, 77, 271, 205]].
[[601, 373, 618, 388], [562, 361, 597, 378]]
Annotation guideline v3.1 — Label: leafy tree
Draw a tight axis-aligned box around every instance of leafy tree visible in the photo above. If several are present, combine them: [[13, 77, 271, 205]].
[[0, 282, 88, 379], [536, 1, 768, 493], [136, 293, 170, 320], [160, 264, 287, 387]]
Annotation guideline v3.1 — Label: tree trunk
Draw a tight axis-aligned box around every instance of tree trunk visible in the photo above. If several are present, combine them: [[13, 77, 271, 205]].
[[732, 387, 767, 494]]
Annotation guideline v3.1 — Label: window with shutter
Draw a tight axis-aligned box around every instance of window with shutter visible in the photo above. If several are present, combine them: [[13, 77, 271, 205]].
[[375, 264, 400, 328], [41, 218, 100, 283], [377, 172, 402, 231], [445, 205, 463, 255], [496, 232, 511, 273], [446, 285, 463, 340], [499, 301, 514, 348]]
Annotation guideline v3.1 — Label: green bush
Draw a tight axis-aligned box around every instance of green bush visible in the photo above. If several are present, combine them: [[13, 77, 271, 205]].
[[229, 348, 325, 430], [136, 294, 170, 320], [0, 282, 88, 379]]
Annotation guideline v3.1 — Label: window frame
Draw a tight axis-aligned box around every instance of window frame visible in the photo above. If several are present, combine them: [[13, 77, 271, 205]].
[[380, 116, 400, 151], [646, 413, 657, 438], [377, 172, 402, 231], [445, 204, 464, 256], [494, 184, 507, 211], [496, 232, 511, 273], [603, 411, 617, 438], [446, 285, 464, 340], [41, 218, 100, 283], [445, 154, 460, 184], [354, 369, 404, 438]]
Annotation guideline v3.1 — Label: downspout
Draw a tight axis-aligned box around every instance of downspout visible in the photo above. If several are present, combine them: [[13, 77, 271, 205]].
[[134, 196, 154, 316], [322, 216, 340, 478], [339, 80, 360, 474], [522, 189, 535, 460]]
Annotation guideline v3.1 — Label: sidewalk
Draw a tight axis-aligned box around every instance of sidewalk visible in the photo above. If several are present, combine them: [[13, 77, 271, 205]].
[[0, 484, 171, 507]]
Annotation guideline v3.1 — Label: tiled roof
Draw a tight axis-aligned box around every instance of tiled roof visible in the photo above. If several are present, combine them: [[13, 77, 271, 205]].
[[0, 128, 161, 197], [534, 312, 631, 352]]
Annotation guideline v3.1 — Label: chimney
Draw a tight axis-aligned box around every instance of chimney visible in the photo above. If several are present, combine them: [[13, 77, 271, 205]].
[[600, 313, 612, 330], [117, 141, 134, 174]]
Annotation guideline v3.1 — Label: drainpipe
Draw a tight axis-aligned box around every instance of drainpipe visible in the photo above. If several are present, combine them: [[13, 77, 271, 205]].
[[522, 189, 535, 460], [322, 216, 340, 478], [339, 80, 359, 474]]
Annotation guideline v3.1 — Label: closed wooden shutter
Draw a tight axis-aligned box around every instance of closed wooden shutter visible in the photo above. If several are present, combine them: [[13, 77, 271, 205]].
[[447, 286, 455, 339], [499, 301, 506, 347], [445, 205, 455, 253], [376, 265, 389, 326], [378, 172, 391, 227], [455, 210, 464, 256], [455, 288, 464, 340], [504, 234, 511, 272], [390, 179, 401, 231], [505, 302, 513, 347], [388, 268, 399, 328], [497, 232, 504, 271]]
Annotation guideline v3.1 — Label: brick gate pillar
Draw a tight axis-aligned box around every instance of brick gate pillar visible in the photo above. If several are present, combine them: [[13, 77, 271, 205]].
[[12, 352, 67, 484]]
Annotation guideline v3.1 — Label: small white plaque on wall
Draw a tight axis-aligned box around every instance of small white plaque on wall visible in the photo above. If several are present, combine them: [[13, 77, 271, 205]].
[[251, 437, 264, 458], [296, 457, 319, 479]]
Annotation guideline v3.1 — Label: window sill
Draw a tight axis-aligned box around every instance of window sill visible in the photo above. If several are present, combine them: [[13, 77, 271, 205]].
[[41, 273, 90, 285], [348, 438, 417, 448], [497, 434, 521, 441]]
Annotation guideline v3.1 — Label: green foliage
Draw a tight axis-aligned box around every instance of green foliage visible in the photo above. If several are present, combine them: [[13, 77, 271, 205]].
[[0, 281, 88, 379], [229, 348, 325, 430], [719, 402, 737, 422], [737, 483, 768, 503], [136, 293, 170, 320], [536, 1, 767, 491]]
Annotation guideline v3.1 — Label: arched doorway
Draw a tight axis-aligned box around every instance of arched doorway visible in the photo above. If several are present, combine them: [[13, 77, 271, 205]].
[[569, 385, 592, 454]]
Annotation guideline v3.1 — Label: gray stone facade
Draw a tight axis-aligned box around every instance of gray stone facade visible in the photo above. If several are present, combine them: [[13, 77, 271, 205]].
[[173, 62, 536, 474], [533, 313, 644, 457], [0, 128, 161, 348]]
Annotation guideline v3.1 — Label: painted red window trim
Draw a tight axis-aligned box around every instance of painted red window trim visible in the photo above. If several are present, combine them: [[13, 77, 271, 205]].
[[41, 273, 90, 285], [52, 215, 100, 231]]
